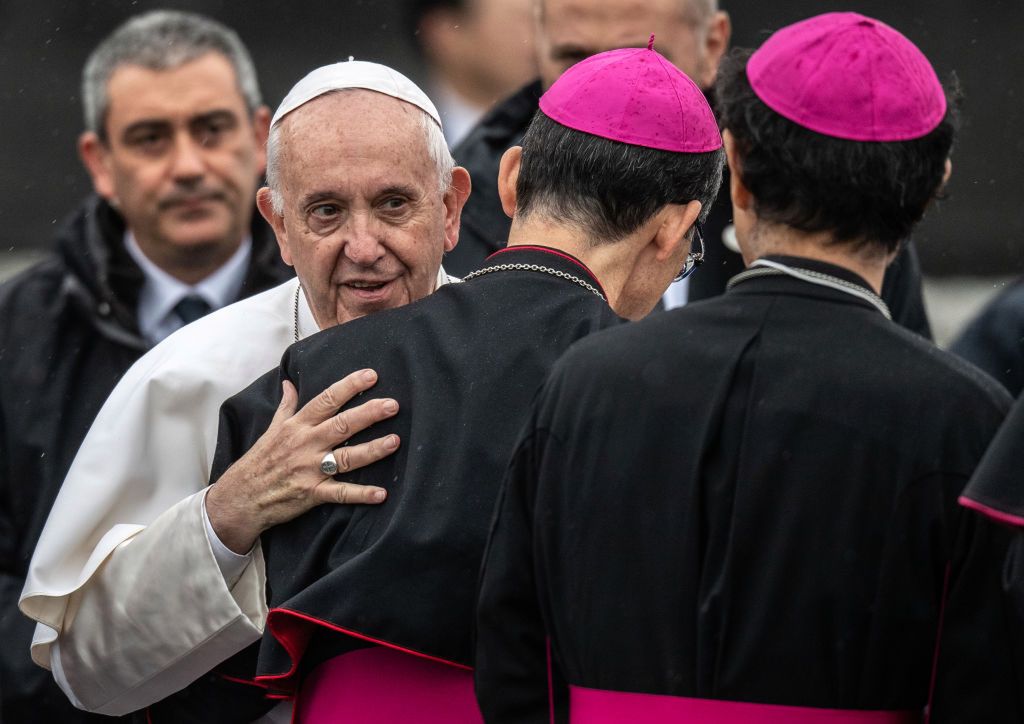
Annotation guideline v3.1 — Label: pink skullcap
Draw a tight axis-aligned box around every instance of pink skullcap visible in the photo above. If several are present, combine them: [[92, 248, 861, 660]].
[[538, 43, 722, 153], [747, 12, 946, 142]]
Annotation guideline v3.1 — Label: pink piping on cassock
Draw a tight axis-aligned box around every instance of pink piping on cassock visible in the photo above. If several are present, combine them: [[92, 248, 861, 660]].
[[293, 646, 482, 724], [959, 495, 1024, 528], [256, 606, 471, 693], [568, 686, 920, 724]]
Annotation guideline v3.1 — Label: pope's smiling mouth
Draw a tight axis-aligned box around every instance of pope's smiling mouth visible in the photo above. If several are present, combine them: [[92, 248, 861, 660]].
[[342, 278, 397, 300]]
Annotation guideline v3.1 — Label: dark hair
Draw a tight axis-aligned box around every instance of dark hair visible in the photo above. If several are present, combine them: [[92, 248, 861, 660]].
[[715, 48, 958, 255], [515, 111, 725, 243]]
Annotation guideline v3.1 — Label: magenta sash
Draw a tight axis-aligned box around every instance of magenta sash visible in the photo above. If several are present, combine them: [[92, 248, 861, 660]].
[[569, 686, 920, 724], [294, 646, 483, 724]]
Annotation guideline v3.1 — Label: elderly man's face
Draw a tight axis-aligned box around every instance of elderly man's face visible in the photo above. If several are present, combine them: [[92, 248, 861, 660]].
[[79, 52, 269, 282], [260, 91, 469, 329], [535, 0, 729, 90]]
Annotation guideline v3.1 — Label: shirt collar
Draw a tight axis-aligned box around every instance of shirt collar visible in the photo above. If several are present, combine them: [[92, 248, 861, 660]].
[[124, 231, 253, 343]]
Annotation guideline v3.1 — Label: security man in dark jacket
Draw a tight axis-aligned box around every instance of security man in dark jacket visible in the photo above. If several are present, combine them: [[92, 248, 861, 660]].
[[950, 279, 1024, 395], [0, 12, 290, 722], [447, 0, 932, 337]]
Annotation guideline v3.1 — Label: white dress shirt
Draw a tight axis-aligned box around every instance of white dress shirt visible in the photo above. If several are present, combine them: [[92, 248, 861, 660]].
[[661, 277, 691, 311], [433, 80, 485, 148]]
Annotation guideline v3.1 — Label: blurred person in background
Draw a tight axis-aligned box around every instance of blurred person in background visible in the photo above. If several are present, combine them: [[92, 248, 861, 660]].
[[411, 0, 537, 145], [950, 279, 1024, 395], [0, 10, 291, 722], [447, 0, 932, 337]]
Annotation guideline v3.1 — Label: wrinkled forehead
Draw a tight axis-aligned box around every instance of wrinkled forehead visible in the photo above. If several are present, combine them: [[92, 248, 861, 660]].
[[274, 90, 437, 190]]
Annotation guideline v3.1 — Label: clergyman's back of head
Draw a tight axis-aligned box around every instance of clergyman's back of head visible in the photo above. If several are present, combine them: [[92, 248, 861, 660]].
[[716, 12, 955, 255], [515, 44, 724, 243]]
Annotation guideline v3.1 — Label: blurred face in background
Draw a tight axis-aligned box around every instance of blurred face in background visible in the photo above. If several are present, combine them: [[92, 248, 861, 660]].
[[418, 0, 538, 107], [80, 52, 269, 282], [535, 0, 730, 90]]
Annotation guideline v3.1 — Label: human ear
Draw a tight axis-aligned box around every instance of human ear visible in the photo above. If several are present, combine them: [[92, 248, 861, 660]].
[[699, 11, 732, 88], [442, 167, 473, 253], [256, 187, 293, 267], [652, 200, 703, 263], [497, 146, 523, 219], [78, 131, 117, 203]]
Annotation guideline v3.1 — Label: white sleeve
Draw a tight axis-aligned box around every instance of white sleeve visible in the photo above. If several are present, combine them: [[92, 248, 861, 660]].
[[54, 490, 267, 715], [17, 282, 295, 714], [48, 638, 83, 709], [202, 489, 254, 588]]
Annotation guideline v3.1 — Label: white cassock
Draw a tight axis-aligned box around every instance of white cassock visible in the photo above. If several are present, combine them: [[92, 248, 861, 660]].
[[19, 269, 451, 717]]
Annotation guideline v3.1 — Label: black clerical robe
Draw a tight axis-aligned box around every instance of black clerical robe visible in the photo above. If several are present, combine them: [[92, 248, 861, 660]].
[[213, 246, 623, 700], [962, 393, 1024, 527], [960, 395, 1024, 691], [475, 256, 1021, 724]]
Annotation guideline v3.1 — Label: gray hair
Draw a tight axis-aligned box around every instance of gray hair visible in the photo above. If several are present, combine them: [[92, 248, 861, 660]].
[[83, 10, 261, 137], [265, 90, 455, 215]]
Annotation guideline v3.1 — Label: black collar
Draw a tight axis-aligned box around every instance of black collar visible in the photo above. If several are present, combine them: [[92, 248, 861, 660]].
[[466, 244, 608, 301]]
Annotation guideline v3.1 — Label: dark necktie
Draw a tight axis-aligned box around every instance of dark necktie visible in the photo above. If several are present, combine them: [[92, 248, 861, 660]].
[[173, 294, 212, 325]]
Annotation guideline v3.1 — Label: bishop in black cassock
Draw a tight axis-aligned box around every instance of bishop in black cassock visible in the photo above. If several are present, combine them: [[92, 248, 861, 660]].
[[174, 44, 725, 722], [475, 13, 1023, 724], [960, 390, 1024, 700]]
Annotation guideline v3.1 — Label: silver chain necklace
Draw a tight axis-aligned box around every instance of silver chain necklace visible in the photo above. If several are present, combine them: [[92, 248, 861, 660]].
[[293, 284, 301, 342], [462, 262, 606, 302], [727, 259, 892, 320]]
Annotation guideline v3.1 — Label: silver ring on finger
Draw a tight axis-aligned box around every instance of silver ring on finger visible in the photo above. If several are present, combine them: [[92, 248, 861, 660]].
[[320, 451, 339, 476]]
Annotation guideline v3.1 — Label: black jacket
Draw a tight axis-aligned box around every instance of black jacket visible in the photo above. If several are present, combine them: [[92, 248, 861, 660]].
[[450, 81, 932, 338], [0, 195, 291, 723]]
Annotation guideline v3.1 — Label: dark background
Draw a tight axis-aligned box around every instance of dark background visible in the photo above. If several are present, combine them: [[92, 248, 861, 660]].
[[0, 0, 1020, 275]]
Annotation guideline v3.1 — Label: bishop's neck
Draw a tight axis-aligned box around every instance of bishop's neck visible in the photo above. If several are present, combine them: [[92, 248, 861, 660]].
[[505, 214, 643, 316], [739, 223, 892, 295]]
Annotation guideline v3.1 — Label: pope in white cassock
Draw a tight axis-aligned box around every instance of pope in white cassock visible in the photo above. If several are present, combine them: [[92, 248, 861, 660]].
[[19, 61, 471, 719]]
